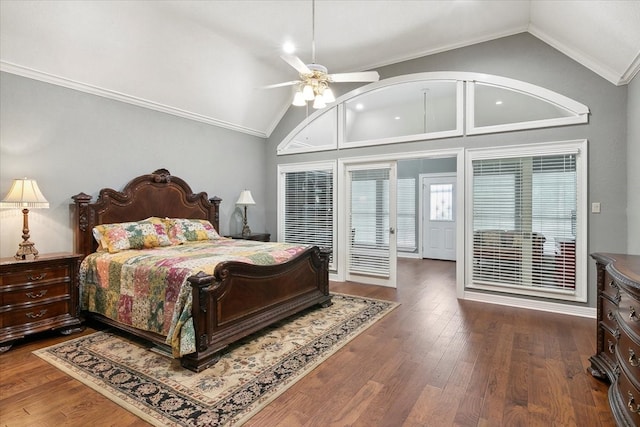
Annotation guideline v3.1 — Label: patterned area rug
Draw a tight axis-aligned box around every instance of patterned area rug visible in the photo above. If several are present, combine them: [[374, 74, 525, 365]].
[[34, 294, 398, 426]]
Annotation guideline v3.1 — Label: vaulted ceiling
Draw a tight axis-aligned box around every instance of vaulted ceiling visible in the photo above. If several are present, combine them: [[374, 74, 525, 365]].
[[1, 1, 639, 138]]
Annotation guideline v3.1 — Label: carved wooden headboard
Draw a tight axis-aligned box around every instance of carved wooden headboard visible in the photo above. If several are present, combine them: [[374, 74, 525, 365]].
[[72, 168, 221, 258]]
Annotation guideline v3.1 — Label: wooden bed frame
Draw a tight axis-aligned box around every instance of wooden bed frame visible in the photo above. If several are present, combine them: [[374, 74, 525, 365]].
[[72, 168, 331, 372]]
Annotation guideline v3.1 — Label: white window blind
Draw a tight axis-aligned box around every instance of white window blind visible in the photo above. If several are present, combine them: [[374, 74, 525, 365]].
[[349, 169, 390, 277], [472, 154, 577, 292], [397, 178, 416, 251], [283, 169, 334, 268]]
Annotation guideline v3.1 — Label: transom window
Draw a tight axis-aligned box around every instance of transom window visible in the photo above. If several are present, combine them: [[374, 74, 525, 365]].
[[278, 72, 588, 155]]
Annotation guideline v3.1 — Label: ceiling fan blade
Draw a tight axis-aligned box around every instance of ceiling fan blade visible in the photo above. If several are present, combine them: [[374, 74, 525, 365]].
[[329, 71, 380, 83], [262, 80, 301, 89], [281, 54, 311, 74]]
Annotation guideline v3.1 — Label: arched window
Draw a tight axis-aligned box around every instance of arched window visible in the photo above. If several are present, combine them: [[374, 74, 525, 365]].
[[277, 72, 589, 155]]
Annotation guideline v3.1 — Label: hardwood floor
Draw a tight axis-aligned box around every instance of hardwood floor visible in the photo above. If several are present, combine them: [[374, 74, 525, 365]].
[[0, 259, 614, 426]]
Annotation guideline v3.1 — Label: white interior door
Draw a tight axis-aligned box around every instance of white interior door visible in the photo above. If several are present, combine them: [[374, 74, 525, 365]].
[[422, 174, 456, 261], [346, 163, 397, 287]]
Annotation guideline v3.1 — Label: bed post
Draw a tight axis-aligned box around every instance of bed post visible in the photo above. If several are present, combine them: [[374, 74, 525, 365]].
[[209, 196, 222, 233], [72, 192, 94, 258]]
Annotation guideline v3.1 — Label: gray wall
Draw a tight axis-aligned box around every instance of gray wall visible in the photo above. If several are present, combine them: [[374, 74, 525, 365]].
[[266, 33, 630, 307], [0, 72, 267, 258], [628, 75, 640, 255]]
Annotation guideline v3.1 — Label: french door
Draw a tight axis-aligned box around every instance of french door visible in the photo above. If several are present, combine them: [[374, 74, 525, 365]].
[[345, 162, 397, 287]]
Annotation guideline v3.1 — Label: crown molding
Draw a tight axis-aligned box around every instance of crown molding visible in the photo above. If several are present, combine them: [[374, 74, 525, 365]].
[[359, 27, 529, 73], [528, 24, 636, 86], [0, 61, 268, 138]]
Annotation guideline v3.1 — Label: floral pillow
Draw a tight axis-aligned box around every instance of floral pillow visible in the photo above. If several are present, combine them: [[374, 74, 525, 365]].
[[92, 217, 172, 253], [164, 218, 221, 244]]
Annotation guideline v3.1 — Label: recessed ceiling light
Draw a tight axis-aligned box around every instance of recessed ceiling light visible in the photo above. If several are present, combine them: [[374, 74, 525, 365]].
[[394, 116, 401, 120], [282, 42, 295, 54], [495, 100, 503, 105], [356, 103, 364, 110]]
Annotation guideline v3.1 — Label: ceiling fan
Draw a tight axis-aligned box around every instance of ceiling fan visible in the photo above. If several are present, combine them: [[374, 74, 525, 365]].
[[264, 0, 380, 109]]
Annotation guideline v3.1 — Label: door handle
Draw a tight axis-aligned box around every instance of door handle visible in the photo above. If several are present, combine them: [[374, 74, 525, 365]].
[[389, 227, 395, 234]]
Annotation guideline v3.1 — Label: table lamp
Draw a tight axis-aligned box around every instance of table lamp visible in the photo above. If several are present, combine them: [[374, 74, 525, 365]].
[[1, 178, 50, 259], [236, 190, 256, 237]]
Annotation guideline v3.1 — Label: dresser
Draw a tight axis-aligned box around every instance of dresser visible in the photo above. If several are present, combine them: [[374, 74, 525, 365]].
[[590, 253, 640, 427], [0, 253, 84, 351]]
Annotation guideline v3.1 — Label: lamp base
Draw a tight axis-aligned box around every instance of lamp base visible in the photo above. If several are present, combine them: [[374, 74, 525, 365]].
[[15, 239, 39, 260], [241, 205, 252, 237]]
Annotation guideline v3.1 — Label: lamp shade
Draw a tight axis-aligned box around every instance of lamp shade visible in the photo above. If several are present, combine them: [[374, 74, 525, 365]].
[[322, 87, 335, 103], [302, 84, 315, 101], [236, 190, 256, 206], [313, 94, 326, 109], [1, 178, 49, 209], [292, 90, 307, 106]]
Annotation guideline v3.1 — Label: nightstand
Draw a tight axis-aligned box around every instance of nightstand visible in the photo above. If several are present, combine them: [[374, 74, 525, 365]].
[[0, 253, 84, 352], [225, 233, 271, 242]]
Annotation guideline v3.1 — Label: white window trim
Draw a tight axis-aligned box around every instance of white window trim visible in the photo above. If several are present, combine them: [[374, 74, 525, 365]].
[[277, 72, 590, 156], [464, 139, 588, 303], [277, 161, 338, 271]]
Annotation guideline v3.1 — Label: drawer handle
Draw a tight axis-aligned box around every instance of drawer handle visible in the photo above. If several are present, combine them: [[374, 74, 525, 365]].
[[25, 309, 47, 319], [628, 392, 640, 413], [630, 349, 640, 367], [27, 273, 47, 281], [25, 290, 48, 299], [630, 306, 639, 322], [607, 310, 615, 321], [608, 340, 615, 354]]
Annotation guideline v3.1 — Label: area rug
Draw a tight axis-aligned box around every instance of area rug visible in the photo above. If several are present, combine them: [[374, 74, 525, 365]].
[[34, 293, 398, 426]]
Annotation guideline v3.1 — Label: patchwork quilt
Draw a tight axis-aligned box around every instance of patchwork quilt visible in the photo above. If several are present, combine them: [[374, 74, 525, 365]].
[[79, 240, 310, 357]]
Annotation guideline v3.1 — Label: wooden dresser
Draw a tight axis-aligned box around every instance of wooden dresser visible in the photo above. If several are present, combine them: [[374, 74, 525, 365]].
[[590, 253, 640, 427], [0, 253, 84, 351]]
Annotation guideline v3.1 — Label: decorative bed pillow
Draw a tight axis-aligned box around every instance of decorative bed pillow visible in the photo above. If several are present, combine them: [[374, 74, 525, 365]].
[[92, 217, 172, 253], [164, 218, 221, 244]]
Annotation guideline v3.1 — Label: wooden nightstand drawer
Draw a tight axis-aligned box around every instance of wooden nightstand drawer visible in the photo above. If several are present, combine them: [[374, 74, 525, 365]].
[[1, 282, 70, 306], [1, 300, 71, 329], [0, 265, 70, 287]]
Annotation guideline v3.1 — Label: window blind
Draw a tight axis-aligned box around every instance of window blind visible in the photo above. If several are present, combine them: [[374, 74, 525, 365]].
[[349, 169, 390, 277], [283, 169, 334, 267], [397, 178, 416, 251], [472, 154, 577, 291]]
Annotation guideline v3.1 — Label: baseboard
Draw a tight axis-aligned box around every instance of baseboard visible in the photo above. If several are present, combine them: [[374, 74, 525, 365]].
[[463, 290, 596, 318]]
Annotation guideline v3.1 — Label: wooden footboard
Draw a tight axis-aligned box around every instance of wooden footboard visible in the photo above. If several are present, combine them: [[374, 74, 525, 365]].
[[182, 245, 332, 372]]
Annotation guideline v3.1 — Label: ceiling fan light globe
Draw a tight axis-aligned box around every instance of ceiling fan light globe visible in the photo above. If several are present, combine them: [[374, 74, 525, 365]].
[[322, 87, 335, 103], [292, 91, 307, 106], [302, 85, 315, 101], [313, 94, 326, 109]]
